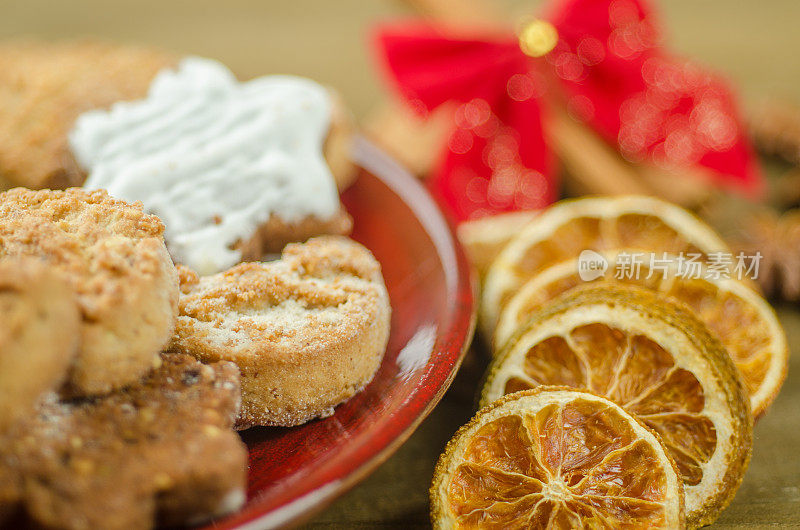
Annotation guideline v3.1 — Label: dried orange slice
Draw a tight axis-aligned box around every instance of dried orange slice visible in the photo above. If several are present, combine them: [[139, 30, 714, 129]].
[[493, 251, 788, 419], [482, 285, 752, 528], [457, 210, 539, 278], [431, 387, 685, 529], [481, 196, 729, 332]]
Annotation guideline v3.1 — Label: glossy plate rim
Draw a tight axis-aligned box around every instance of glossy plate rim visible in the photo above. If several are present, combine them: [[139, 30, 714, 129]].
[[226, 136, 477, 529]]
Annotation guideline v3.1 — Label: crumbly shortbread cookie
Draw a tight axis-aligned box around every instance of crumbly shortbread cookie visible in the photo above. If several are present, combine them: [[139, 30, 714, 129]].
[[0, 259, 80, 430], [0, 188, 179, 395], [171, 236, 391, 427], [75, 57, 355, 274], [0, 40, 176, 190], [0, 353, 247, 530]]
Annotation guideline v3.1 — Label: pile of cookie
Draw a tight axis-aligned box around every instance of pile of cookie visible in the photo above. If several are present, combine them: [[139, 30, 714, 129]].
[[0, 41, 391, 529]]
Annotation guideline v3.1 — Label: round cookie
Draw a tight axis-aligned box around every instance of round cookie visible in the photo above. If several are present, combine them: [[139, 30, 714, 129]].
[[171, 236, 391, 428], [0, 259, 80, 429], [0, 188, 180, 395]]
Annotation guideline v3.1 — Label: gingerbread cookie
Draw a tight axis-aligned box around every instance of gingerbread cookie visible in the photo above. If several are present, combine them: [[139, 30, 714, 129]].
[[0, 353, 247, 530], [73, 57, 355, 274]]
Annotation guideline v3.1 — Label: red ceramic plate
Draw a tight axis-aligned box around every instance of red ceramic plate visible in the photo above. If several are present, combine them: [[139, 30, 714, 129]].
[[205, 137, 476, 529]]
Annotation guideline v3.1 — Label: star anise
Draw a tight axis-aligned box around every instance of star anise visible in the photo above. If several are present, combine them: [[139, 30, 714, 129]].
[[725, 208, 800, 300], [750, 99, 800, 167], [701, 195, 800, 300]]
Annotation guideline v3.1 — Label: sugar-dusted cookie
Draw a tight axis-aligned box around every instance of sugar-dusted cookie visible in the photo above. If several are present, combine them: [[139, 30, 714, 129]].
[[172, 236, 391, 427], [0, 353, 247, 530], [0, 39, 176, 190], [0, 188, 179, 395], [0, 259, 80, 429]]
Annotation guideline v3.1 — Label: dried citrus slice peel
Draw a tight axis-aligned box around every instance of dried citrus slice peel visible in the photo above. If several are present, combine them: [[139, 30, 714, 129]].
[[457, 210, 539, 278], [493, 250, 788, 418], [482, 284, 752, 528], [431, 387, 685, 529], [481, 195, 729, 332]]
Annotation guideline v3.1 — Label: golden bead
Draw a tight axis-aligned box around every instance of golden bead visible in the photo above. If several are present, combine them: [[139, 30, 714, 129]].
[[518, 19, 558, 58]]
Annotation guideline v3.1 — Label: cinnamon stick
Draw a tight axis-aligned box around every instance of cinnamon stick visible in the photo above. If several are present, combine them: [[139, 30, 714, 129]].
[[548, 108, 650, 196]]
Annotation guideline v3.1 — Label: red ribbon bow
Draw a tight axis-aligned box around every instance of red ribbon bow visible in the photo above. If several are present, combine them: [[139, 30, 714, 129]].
[[374, 0, 764, 222]]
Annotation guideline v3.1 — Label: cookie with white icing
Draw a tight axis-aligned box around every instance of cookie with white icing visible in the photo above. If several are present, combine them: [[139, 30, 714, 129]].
[[73, 57, 356, 274]]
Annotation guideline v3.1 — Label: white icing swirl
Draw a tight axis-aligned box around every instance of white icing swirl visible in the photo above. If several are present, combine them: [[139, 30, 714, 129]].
[[72, 57, 340, 275]]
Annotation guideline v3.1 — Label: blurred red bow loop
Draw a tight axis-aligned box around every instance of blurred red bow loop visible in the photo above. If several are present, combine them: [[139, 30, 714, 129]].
[[374, 0, 764, 222]]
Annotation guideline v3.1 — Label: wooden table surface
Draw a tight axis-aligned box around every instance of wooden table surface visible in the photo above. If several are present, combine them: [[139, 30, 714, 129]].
[[2, 1, 798, 527]]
